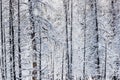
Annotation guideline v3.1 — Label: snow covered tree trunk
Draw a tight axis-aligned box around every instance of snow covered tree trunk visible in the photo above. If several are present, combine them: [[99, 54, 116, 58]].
[[103, 42, 107, 80], [63, 0, 73, 79], [0, 0, 5, 79], [110, 0, 120, 79], [28, 0, 37, 80], [61, 51, 64, 80], [3, 20, 7, 80], [64, 1, 69, 80], [83, 0, 87, 80], [94, 0, 100, 79], [18, 0, 22, 79], [38, 19, 42, 80], [70, 1, 73, 80], [9, 0, 16, 79], [0, 0, 120, 80], [85, 0, 100, 79]]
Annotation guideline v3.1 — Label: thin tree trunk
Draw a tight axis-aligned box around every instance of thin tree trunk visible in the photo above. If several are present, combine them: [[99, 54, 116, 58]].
[[3, 15, 7, 80], [64, 0, 69, 79], [18, 0, 22, 79], [28, 0, 37, 80], [111, 0, 119, 79], [104, 42, 107, 80], [83, 0, 86, 80], [94, 0, 100, 79], [69, 0, 73, 79], [39, 20, 42, 80], [111, 0, 116, 29], [61, 51, 64, 80], [9, 0, 16, 79], [9, 0, 12, 79], [51, 52, 54, 80], [63, 0, 73, 79], [0, 0, 5, 79]]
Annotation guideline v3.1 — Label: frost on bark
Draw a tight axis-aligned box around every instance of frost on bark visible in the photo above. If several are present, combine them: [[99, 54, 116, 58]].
[[63, 0, 73, 80], [85, 0, 100, 79], [0, 0, 5, 79], [9, 0, 16, 79], [18, 0, 22, 79], [0, 0, 120, 80], [28, 0, 37, 80]]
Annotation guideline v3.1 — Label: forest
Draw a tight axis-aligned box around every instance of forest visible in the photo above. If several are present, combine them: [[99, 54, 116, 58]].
[[0, 0, 120, 80]]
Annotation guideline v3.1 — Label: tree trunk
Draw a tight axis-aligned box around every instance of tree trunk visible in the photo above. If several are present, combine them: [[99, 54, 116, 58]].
[[104, 42, 107, 80], [83, 0, 86, 80], [3, 12, 7, 80], [61, 51, 64, 80], [28, 0, 37, 80], [18, 0, 22, 79], [39, 20, 42, 80], [94, 0, 100, 79], [63, 0, 73, 79], [9, 0, 16, 79], [0, 0, 5, 79], [63, 1, 69, 79], [70, 0, 73, 79]]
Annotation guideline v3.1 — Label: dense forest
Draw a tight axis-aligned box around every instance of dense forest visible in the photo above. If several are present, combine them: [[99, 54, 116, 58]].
[[0, 0, 120, 80]]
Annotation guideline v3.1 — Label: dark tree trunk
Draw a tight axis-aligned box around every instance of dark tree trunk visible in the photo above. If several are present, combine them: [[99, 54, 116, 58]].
[[70, 0, 73, 79], [9, 1, 12, 79], [104, 43, 107, 80], [9, 0, 16, 79], [18, 0, 22, 79], [64, 0, 69, 79], [94, 0, 100, 79], [39, 20, 42, 80], [83, 0, 86, 80], [61, 51, 64, 80], [3, 13, 7, 80], [3, 22, 7, 80], [0, 0, 5, 79], [63, 0, 73, 79]]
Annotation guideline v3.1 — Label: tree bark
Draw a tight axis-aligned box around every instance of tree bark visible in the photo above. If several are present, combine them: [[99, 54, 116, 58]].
[[0, 0, 5, 79], [9, 0, 16, 79], [28, 0, 37, 80], [18, 0, 22, 79], [63, 0, 73, 79], [83, 0, 86, 80], [61, 51, 64, 80], [94, 0, 100, 79], [104, 42, 107, 80], [39, 19, 42, 80], [63, 1, 69, 79], [70, 0, 73, 79]]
